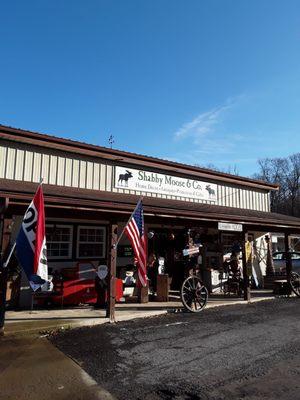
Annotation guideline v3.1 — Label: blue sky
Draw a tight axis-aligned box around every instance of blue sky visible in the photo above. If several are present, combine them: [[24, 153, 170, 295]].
[[1, 1, 300, 177]]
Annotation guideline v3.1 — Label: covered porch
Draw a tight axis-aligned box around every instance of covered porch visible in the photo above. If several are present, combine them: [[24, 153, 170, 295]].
[[1, 179, 300, 318]]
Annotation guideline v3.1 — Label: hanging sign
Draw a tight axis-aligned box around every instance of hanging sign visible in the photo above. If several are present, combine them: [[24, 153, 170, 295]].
[[182, 246, 200, 256], [97, 265, 108, 280], [114, 166, 217, 202], [218, 222, 243, 232]]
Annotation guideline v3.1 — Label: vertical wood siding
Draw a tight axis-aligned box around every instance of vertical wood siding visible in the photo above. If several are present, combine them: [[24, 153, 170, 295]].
[[0, 143, 271, 212]]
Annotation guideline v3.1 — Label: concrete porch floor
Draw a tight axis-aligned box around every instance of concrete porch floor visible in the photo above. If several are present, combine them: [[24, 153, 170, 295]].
[[2, 290, 276, 336]]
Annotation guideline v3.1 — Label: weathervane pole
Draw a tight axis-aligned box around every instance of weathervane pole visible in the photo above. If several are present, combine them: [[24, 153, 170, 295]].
[[108, 134, 114, 149]]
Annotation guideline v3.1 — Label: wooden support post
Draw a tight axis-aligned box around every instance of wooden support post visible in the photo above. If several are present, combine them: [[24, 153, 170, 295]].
[[0, 214, 13, 334], [242, 231, 251, 301], [138, 224, 149, 303], [107, 223, 118, 323], [265, 235, 275, 277], [284, 232, 292, 284]]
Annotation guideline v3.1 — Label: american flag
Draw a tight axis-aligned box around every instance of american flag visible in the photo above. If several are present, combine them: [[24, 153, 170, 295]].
[[124, 200, 147, 287]]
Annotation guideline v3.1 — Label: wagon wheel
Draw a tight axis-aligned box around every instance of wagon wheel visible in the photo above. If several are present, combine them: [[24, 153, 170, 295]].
[[181, 275, 208, 312], [290, 272, 300, 297]]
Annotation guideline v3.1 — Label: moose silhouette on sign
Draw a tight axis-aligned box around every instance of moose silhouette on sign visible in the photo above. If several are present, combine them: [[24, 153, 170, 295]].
[[206, 184, 216, 198], [118, 170, 133, 187]]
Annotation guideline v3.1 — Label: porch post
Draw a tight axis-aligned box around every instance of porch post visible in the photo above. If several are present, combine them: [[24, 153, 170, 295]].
[[265, 235, 275, 277], [0, 201, 12, 334], [242, 231, 251, 301], [284, 232, 292, 283], [138, 224, 149, 303], [107, 223, 118, 323]]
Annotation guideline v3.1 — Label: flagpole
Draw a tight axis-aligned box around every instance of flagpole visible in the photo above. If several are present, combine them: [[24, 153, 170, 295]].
[[3, 242, 16, 268], [115, 197, 143, 247]]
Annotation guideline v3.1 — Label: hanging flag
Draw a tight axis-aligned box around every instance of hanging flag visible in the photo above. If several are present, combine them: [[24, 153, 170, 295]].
[[124, 200, 147, 287], [16, 185, 48, 291]]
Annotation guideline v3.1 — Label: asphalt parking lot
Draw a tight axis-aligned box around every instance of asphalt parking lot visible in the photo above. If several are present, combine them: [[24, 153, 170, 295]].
[[52, 298, 300, 400]]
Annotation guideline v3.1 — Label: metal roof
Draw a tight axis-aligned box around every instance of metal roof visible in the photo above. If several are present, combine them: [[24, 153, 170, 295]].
[[0, 124, 279, 191]]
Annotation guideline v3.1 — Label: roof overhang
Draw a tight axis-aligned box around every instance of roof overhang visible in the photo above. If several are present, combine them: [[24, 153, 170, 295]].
[[0, 179, 298, 233]]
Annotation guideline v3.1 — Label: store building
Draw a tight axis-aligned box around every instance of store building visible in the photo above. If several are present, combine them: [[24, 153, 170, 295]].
[[1, 124, 300, 309]]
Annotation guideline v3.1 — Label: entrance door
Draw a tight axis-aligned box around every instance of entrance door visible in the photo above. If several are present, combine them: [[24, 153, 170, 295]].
[[148, 229, 186, 290]]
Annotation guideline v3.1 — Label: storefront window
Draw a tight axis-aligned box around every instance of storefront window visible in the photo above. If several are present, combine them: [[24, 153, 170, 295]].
[[46, 225, 73, 259], [77, 226, 106, 258], [221, 233, 240, 256]]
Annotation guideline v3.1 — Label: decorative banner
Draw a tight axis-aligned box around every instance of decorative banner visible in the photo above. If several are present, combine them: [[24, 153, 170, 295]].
[[15, 184, 48, 291], [114, 166, 217, 202], [245, 241, 253, 263], [218, 222, 243, 232], [245, 241, 254, 278]]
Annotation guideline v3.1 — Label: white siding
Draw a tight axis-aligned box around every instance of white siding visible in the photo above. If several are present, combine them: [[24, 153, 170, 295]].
[[93, 163, 100, 190], [86, 162, 93, 189], [65, 158, 72, 187], [49, 155, 57, 185], [0, 146, 7, 178], [0, 142, 272, 212], [106, 165, 112, 191], [41, 154, 50, 184], [57, 157, 65, 186], [15, 149, 25, 181], [72, 159, 80, 187], [79, 160, 86, 189], [32, 152, 42, 182], [24, 151, 33, 181], [6, 148, 16, 180], [100, 164, 106, 190]]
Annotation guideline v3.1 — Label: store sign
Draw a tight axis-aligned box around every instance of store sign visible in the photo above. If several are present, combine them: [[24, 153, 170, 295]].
[[218, 222, 243, 232], [114, 166, 217, 202]]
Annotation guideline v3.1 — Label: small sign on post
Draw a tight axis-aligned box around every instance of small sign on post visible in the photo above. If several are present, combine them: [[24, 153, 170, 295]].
[[218, 222, 243, 232], [182, 246, 201, 256]]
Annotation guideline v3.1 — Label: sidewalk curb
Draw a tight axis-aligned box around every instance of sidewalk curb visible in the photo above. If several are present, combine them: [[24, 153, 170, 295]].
[[2, 296, 277, 337]]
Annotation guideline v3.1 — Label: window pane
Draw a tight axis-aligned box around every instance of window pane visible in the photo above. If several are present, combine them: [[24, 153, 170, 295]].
[[78, 227, 105, 258], [79, 228, 104, 243], [79, 243, 103, 258], [60, 248, 69, 256], [46, 226, 72, 258]]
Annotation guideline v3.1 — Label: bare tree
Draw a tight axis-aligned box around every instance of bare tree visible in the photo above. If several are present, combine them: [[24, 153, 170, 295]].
[[287, 153, 300, 216], [253, 153, 300, 217]]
